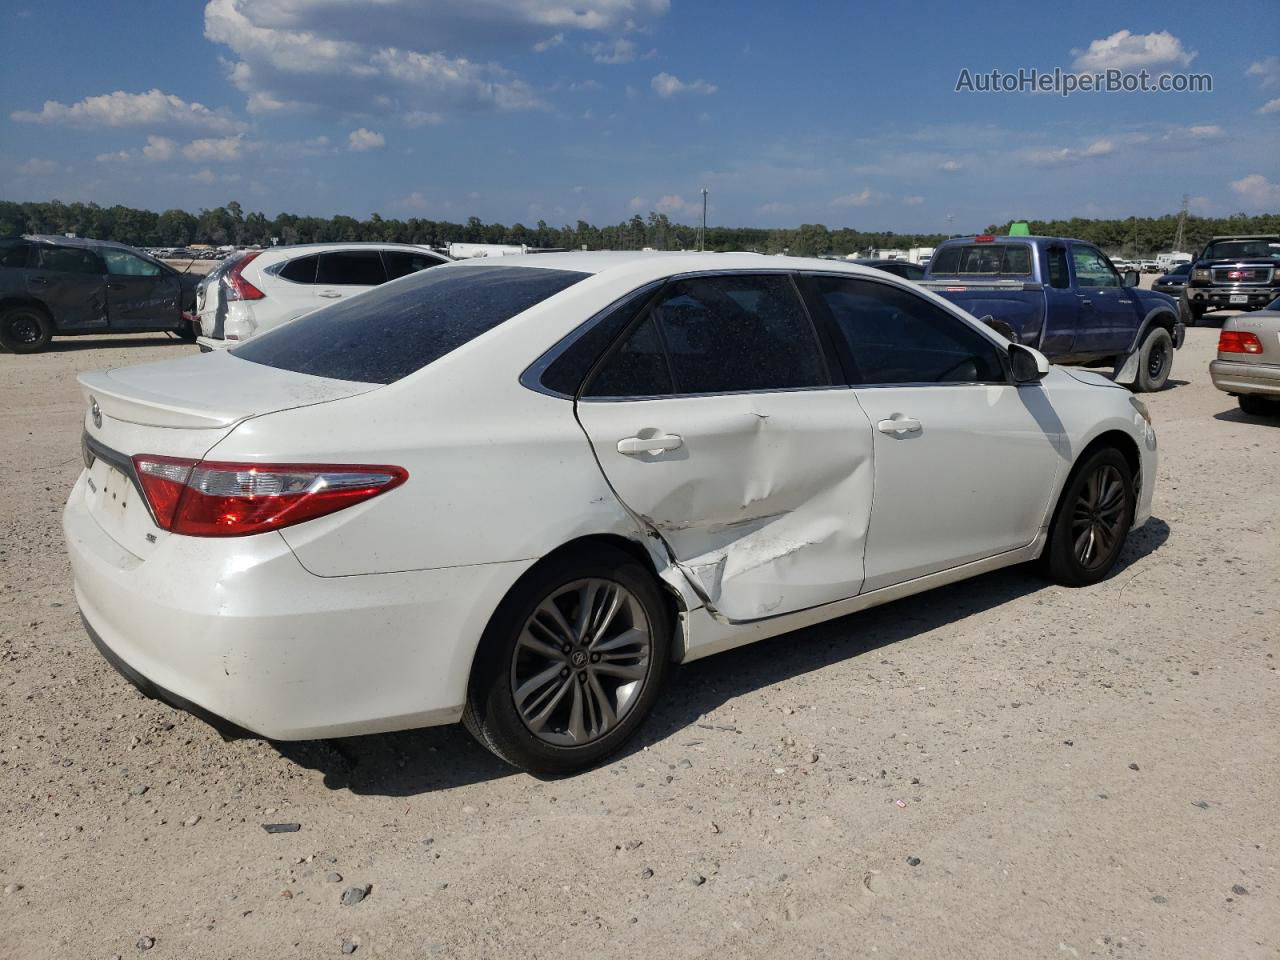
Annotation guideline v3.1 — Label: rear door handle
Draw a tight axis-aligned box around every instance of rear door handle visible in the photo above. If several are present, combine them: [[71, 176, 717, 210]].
[[106, 282, 124, 291], [876, 417, 922, 435], [318, 291, 343, 299], [30, 275, 48, 285], [617, 434, 683, 455]]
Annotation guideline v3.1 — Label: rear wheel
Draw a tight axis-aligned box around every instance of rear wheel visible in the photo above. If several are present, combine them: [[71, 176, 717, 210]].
[[0, 305, 52, 353], [463, 545, 672, 776], [1238, 394, 1280, 417], [1043, 447, 1135, 587], [1134, 326, 1173, 392], [1185, 301, 1206, 326]]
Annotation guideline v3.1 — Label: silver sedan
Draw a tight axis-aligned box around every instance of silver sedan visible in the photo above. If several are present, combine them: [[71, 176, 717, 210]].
[[1211, 298, 1280, 416]]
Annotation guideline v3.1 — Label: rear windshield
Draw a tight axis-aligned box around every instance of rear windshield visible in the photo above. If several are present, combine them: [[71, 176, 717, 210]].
[[929, 243, 1032, 276], [231, 264, 588, 384], [1200, 238, 1280, 261]]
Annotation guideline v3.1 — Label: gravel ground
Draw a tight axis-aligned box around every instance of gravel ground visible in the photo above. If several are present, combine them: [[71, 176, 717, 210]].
[[0, 317, 1276, 959]]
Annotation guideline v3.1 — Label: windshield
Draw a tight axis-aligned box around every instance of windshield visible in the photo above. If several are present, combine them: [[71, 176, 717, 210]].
[[232, 264, 589, 384], [928, 243, 1032, 276], [1200, 238, 1280, 260]]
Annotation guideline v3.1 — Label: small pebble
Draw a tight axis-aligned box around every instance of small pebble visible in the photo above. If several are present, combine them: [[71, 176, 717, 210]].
[[1192, 800, 1210, 810], [183, 815, 201, 827], [1128, 763, 1140, 771], [326, 873, 343, 883], [1152, 895, 1168, 904], [263, 823, 301, 834], [130, 785, 149, 796], [4, 883, 23, 895], [341, 941, 357, 955], [341, 885, 370, 906], [136, 936, 155, 951], [687, 873, 706, 886], [640, 867, 654, 879], [1231, 884, 1249, 896], [677, 759, 692, 769], [906, 857, 922, 867]]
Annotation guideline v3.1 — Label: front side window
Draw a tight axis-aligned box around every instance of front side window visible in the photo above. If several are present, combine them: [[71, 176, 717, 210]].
[[649, 274, 827, 394], [808, 276, 1005, 385], [103, 249, 162, 277], [1071, 246, 1120, 288], [382, 250, 445, 281], [233, 264, 589, 384], [316, 250, 386, 286], [34, 245, 101, 274]]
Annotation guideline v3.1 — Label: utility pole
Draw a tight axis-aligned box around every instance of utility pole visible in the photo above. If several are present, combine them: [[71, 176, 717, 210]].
[[698, 188, 708, 252], [1173, 194, 1188, 252], [945, 213, 954, 235]]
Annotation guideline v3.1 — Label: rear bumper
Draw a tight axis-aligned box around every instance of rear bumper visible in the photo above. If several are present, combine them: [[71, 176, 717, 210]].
[[1210, 359, 1280, 396], [64, 472, 534, 740], [195, 336, 231, 353]]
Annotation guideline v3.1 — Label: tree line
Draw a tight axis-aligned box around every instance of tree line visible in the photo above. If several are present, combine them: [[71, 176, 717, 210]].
[[1, 198, 1276, 258]]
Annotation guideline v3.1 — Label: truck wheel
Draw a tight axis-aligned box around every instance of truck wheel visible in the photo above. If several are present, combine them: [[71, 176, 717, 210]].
[[1185, 302, 1205, 327], [1134, 327, 1173, 392], [1238, 394, 1279, 417], [0, 305, 52, 353]]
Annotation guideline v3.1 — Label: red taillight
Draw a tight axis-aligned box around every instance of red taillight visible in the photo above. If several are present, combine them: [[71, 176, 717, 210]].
[[1217, 330, 1263, 354], [131, 456, 407, 537], [225, 251, 265, 302], [974, 235, 995, 244]]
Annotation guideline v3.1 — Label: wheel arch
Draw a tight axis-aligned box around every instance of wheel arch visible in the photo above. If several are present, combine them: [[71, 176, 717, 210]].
[[1050, 428, 1142, 535], [1115, 308, 1179, 385], [0, 296, 53, 319]]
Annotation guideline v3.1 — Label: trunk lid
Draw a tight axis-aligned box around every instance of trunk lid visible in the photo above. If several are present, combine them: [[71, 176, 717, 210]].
[[77, 350, 380, 558]]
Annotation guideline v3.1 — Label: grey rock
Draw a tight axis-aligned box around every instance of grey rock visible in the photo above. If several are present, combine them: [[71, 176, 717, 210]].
[[326, 872, 343, 883], [136, 936, 155, 951], [640, 867, 654, 879], [624, 840, 642, 851], [341, 884, 371, 906], [906, 856, 922, 867], [1192, 800, 1210, 810], [1152, 895, 1168, 904], [262, 822, 301, 834], [677, 758, 693, 769], [687, 873, 706, 886], [3, 883, 23, 895], [1231, 884, 1249, 896], [341, 941, 357, 954], [130, 784, 149, 796], [1128, 763, 1140, 771]]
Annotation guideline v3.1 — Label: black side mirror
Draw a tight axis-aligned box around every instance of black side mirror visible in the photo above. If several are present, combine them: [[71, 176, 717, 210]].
[[1122, 269, 1140, 287], [1009, 343, 1050, 383], [978, 314, 1019, 343]]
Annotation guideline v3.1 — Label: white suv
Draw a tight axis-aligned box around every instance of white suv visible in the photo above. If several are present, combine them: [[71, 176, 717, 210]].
[[195, 242, 450, 349]]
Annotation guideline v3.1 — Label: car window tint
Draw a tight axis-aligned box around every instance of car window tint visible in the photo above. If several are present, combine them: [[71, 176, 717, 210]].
[[34, 245, 101, 274], [103, 249, 162, 277], [1046, 247, 1070, 289], [232, 265, 589, 384], [316, 250, 386, 286], [278, 254, 318, 283], [903, 264, 925, 281], [1072, 247, 1120, 288], [650, 274, 826, 394], [929, 244, 1032, 275], [810, 276, 1005, 385], [581, 317, 674, 398], [537, 283, 661, 397], [0, 242, 31, 268], [382, 250, 444, 280]]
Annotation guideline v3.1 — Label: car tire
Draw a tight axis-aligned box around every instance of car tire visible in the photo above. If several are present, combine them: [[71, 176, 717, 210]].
[[1134, 326, 1173, 392], [0, 305, 53, 354], [1043, 446, 1135, 588], [1185, 302, 1206, 326], [463, 544, 672, 776], [1238, 394, 1279, 417]]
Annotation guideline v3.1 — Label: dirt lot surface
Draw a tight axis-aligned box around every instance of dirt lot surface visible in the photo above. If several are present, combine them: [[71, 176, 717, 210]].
[[1, 320, 1276, 959]]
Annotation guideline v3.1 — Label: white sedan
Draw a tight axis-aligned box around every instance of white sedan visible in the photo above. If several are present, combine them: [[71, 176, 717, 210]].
[[64, 253, 1157, 775]]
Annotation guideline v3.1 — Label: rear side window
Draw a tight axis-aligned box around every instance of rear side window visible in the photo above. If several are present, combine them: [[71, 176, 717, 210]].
[[0, 242, 31, 268], [534, 282, 662, 397], [34, 245, 101, 274], [382, 250, 445, 280], [1046, 247, 1070, 289], [278, 254, 318, 283], [929, 243, 1032, 276], [650, 274, 827, 394], [582, 317, 674, 398], [808, 276, 1005, 385], [232, 265, 589, 384], [317, 250, 386, 286]]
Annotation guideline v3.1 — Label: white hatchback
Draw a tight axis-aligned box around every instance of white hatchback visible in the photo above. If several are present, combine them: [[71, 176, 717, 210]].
[[65, 253, 1157, 775], [194, 242, 449, 349]]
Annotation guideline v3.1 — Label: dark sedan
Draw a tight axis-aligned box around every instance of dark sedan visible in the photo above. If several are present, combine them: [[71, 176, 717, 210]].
[[851, 258, 926, 282], [1152, 262, 1192, 299]]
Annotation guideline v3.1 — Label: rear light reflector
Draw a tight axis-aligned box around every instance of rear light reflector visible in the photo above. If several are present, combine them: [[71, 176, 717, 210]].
[[1217, 330, 1263, 354], [224, 251, 265, 302], [131, 456, 407, 537], [974, 235, 995, 244]]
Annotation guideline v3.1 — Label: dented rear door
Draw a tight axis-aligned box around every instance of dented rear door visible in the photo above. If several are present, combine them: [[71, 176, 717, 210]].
[[574, 272, 875, 623]]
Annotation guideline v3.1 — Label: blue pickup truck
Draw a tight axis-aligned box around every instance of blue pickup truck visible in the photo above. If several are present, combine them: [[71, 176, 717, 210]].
[[921, 234, 1184, 392]]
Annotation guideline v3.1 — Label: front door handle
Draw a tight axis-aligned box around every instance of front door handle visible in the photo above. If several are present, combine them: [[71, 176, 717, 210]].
[[1079, 298, 1093, 306], [617, 434, 683, 455], [30, 275, 48, 285], [876, 417, 922, 436], [107, 282, 125, 291]]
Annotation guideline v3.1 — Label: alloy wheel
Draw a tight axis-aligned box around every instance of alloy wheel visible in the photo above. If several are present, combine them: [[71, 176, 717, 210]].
[[1070, 463, 1127, 569], [510, 578, 652, 746]]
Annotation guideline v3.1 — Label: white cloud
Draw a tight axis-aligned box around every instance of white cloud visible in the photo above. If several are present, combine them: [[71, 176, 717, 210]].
[[203, 0, 669, 119], [588, 38, 645, 64], [1024, 139, 1115, 167], [832, 189, 882, 207], [1071, 30, 1195, 71], [1260, 98, 1280, 115], [651, 72, 717, 97], [404, 111, 444, 127], [939, 159, 962, 172], [348, 127, 385, 151], [94, 150, 131, 164], [628, 195, 647, 211], [756, 201, 795, 215], [902, 195, 925, 206], [190, 169, 219, 185], [1247, 56, 1280, 89], [182, 134, 245, 163], [655, 194, 687, 213], [403, 191, 428, 209], [1229, 173, 1280, 206], [16, 158, 58, 176], [142, 135, 177, 161], [1185, 125, 1224, 139], [11, 88, 244, 132]]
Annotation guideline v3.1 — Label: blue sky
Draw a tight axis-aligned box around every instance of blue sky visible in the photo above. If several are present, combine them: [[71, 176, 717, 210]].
[[2, 0, 1277, 232]]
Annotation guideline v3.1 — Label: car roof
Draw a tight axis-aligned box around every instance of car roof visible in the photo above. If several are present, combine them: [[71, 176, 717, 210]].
[[22, 233, 140, 253], [1205, 235, 1279, 241], [256, 241, 444, 255]]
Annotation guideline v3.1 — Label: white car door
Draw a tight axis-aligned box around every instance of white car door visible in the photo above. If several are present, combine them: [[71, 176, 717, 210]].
[[575, 273, 876, 623], [800, 273, 1065, 592]]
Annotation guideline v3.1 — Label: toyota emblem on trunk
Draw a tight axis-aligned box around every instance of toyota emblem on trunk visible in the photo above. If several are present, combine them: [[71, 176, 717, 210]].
[[90, 397, 102, 429]]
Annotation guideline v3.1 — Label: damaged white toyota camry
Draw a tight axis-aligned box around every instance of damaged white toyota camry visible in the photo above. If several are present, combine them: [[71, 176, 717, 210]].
[[64, 252, 1157, 775]]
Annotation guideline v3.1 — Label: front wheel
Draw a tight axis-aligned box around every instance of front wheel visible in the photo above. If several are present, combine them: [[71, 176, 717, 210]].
[[464, 546, 672, 776], [1238, 394, 1280, 417], [1043, 447, 1136, 587], [1134, 326, 1173, 392]]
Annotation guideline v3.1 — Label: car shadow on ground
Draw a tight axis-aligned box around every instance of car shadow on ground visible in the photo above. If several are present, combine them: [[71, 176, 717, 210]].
[[275, 517, 1170, 796], [43, 336, 189, 352], [1213, 407, 1280, 427]]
